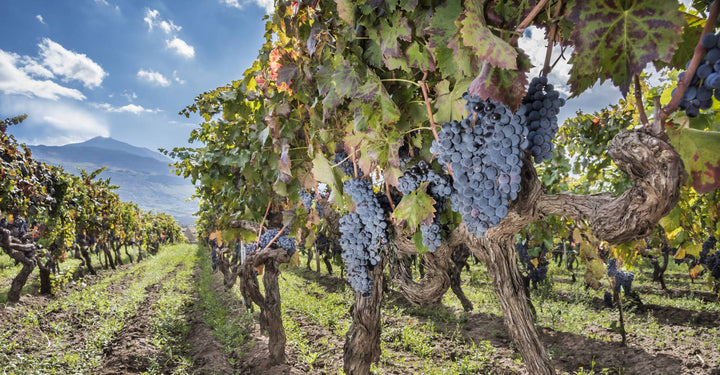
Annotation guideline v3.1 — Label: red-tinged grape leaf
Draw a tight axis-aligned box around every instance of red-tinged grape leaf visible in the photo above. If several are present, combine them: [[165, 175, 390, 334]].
[[332, 59, 361, 98], [392, 187, 436, 228], [459, 0, 517, 70], [407, 42, 436, 71], [358, 143, 378, 176], [427, 0, 476, 78], [384, 165, 403, 187], [379, 16, 412, 60], [567, 0, 684, 97], [654, 11, 703, 71], [667, 127, 720, 194], [468, 51, 530, 111], [335, 0, 355, 25], [277, 140, 292, 183], [276, 64, 299, 90]]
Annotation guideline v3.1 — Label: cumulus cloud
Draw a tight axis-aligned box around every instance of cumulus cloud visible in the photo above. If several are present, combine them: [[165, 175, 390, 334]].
[[165, 37, 195, 59], [221, 0, 274, 13], [144, 9, 159, 31], [0, 50, 85, 100], [36, 15, 45, 24], [38, 38, 107, 88], [137, 69, 170, 87], [91, 102, 160, 114]]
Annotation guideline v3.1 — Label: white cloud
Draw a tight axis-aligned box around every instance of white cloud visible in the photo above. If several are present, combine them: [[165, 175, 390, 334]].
[[221, 0, 273, 13], [144, 9, 159, 31], [144, 9, 181, 34], [91, 102, 160, 114], [121, 91, 138, 101], [0, 50, 85, 100], [36, 15, 45, 24], [94, 0, 110, 5], [18, 56, 54, 78], [38, 38, 107, 88], [165, 37, 195, 59], [518, 26, 572, 96], [173, 70, 185, 84], [137, 69, 170, 87], [1, 98, 110, 145], [160, 20, 181, 34]]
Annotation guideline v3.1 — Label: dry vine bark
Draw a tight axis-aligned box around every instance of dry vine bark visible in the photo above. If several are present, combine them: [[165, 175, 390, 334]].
[[344, 254, 385, 375], [237, 247, 291, 365], [457, 128, 687, 375]]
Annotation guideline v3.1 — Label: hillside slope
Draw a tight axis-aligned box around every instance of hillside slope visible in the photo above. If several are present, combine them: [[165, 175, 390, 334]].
[[30, 137, 196, 225]]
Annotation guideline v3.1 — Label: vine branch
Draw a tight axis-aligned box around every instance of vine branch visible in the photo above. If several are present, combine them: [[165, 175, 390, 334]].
[[514, 0, 550, 36], [541, 0, 562, 77], [634, 75, 649, 127]]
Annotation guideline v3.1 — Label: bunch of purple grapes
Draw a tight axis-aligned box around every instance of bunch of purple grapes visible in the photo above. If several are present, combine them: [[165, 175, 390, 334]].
[[678, 32, 720, 117]]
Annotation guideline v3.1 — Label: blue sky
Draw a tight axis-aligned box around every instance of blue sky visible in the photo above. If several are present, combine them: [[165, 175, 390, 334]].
[[1, 0, 272, 150], [0, 0, 628, 152]]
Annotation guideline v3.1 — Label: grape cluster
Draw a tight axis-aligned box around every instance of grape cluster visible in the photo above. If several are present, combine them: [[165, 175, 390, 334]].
[[431, 95, 526, 237], [397, 160, 452, 199], [614, 271, 634, 294], [516, 241, 530, 264], [256, 228, 297, 256], [529, 264, 548, 286], [518, 76, 565, 163], [339, 178, 388, 296], [334, 151, 363, 177], [607, 258, 634, 293], [299, 189, 323, 216], [603, 291, 614, 308], [677, 32, 720, 117], [700, 236, 720, 279], [397, 160, 453, 252]]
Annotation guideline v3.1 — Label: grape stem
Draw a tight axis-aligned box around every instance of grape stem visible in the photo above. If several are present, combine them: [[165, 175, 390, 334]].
[[634, 75, 649, 127], [657, 0, 720, 134], [384, 179, 396, 210], [419, 71, 453, 177], [514, 0, 550, 39], [258, 199, 273, 236]]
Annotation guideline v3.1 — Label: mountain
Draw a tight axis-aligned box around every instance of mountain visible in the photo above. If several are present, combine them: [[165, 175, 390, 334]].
[[29, 137, 196, 225]]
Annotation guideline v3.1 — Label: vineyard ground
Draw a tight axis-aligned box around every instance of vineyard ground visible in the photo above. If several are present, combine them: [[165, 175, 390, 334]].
[[1, 246, 719, 374]]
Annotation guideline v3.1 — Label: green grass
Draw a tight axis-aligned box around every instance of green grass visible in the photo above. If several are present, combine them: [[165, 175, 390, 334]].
[[194, 245, 253, 365], [0, 244, 193, 374]]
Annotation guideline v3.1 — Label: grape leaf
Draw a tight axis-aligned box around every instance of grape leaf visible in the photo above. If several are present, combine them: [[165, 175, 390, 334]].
[[459, 0, 517, 70], [427, 0, 476, 78], [468, 51, 530, 111], [332, 59, 361, 98], [667, 127, 720, 194], [392, 186, 436, 228], [335, 0, 355, 25], [379, 16, 412, 60], [567, 0, 684, 96]]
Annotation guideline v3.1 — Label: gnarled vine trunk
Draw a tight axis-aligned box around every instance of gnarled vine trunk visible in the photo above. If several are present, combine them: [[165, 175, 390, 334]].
[[237, 247, 291, 365], [343, 254, 385, 375], [1, 227, 38, 302]]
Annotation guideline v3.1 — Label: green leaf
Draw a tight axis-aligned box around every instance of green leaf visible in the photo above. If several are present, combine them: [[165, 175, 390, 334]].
[[433, 77, 472, 124], [459, 0, 517, 69], [379, 16, 412, 60], [567, 0, 684, 96], [407, 42, 435, 71], [667, 127, 720, 194], [392, 186, 436, 228], [312, 153, 344, 195], [413, 229, 432, 254]]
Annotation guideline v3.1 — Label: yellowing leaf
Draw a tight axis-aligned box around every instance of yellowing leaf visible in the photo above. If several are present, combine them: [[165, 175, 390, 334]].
[[530, 258, 539, 268], [689, 264, 702, 279], [673, 247, 686, 260]]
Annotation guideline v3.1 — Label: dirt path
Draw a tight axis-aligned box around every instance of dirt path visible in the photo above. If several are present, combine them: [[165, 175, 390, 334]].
[[185, 307, 235, 375]]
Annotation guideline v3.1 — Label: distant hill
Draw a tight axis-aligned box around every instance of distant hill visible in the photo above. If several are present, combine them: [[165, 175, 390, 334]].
[[29, 137, 197, 225]]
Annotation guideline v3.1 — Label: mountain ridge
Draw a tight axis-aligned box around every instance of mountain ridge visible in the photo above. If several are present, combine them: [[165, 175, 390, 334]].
[[28, 137, 196, 225]]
